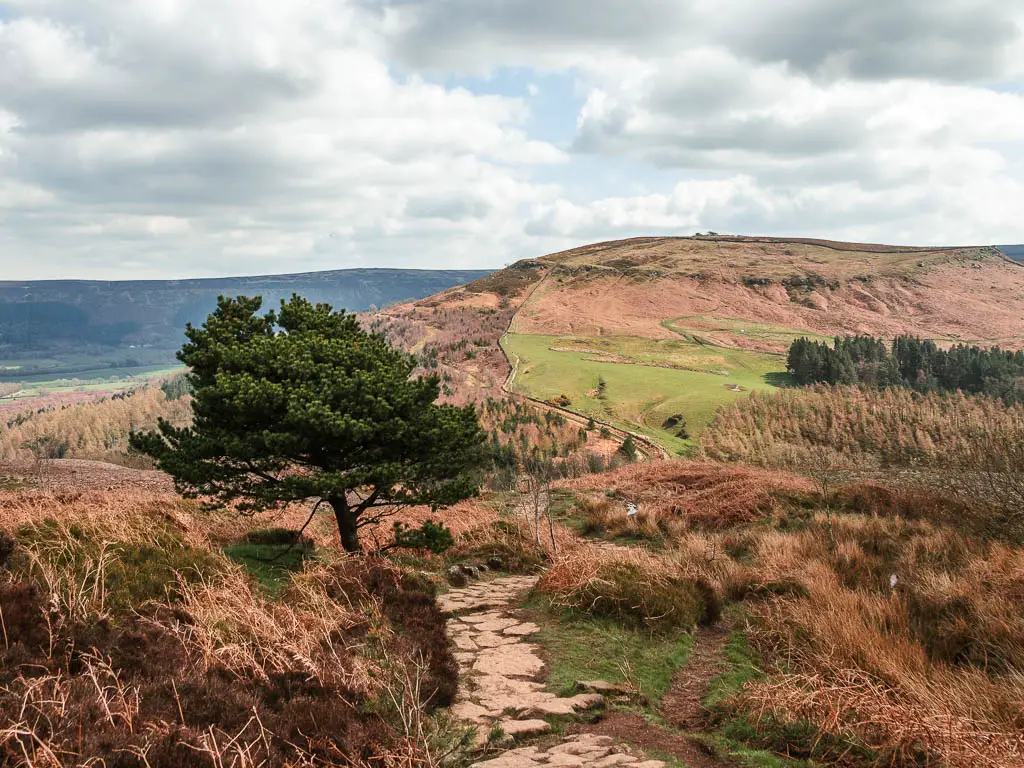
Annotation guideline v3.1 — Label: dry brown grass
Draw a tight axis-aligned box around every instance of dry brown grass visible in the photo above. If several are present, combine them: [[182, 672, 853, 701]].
[[556, 460, 813, 537], [562, 465, 1024, 766], [732, 517, 1024, 766], [0, 495, 467, 767], [0, 486, 344, 553]]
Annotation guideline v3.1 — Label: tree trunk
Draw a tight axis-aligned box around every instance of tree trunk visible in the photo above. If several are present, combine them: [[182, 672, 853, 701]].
[[330, 496, 361, 553]]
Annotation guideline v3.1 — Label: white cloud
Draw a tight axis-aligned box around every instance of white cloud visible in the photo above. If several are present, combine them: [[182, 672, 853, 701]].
[[0, 0, 1023, 279], [0, 0, 566, 278]]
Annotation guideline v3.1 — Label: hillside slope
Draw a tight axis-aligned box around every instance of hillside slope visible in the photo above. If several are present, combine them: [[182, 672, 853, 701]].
[[515, 237, 1024, 350], [376, 236, 1024, 453], [0, 268, 490, 378]]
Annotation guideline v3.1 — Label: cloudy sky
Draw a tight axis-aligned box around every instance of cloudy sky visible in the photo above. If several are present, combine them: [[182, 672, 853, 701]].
[[1, 1, 1023, 279]]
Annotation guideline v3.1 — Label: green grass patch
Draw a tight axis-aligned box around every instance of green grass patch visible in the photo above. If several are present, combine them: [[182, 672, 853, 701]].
[[524, 596, 693, 704], [502, 333, 784, 452], [705, 628, 765, 709], [699, 625, 818, 767], [223, 540, 314, 596]]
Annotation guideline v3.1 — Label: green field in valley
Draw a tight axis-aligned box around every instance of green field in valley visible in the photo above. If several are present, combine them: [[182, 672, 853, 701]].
[[0, 366, 185, 404], [501, 333, 788, 454]]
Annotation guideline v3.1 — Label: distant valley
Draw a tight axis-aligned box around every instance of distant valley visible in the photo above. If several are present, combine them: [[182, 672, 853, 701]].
[[0, 268, 490, 380], [998, 244, 1024, 261]]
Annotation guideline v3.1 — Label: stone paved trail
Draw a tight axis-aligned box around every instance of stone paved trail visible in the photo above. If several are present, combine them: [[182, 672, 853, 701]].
[[439, 576, 667, 768]]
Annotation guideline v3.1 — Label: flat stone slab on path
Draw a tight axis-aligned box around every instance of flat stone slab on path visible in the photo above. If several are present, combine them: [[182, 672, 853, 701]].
[[470, 734, 666, 768]]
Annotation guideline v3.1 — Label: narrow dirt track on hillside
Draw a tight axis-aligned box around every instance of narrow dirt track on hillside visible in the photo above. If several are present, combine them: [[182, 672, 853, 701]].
[[661, 625, 731, 730]]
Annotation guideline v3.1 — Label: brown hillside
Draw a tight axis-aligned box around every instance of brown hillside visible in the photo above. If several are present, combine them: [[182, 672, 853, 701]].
[[505, 237, 1024, 351], [372, 235, 1024, 390]]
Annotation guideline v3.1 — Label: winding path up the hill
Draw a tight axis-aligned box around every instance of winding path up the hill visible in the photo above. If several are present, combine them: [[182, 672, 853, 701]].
[[439, 576, 668, 768]]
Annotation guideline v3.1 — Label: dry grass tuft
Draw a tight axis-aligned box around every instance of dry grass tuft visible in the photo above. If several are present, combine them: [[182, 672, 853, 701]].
[[537, 546, 720, 631], [0, 488, 469, 766], [725, 515, 1024, 768]]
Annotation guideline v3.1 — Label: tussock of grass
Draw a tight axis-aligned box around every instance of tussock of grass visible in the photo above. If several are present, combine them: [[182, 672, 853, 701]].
[[11, 517, 230, 621], [446, 518, 553, 573], [537, 547, 720, 631]]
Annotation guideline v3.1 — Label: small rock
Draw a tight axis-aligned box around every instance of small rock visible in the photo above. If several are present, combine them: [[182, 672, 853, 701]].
[[487, 555, 504, 571], [527, 692, 604, 717], [448, 566, 469, 587], [451, 701, 495, 724], [462, 564, 480, 579], [503, 622, 541, 637], [497, 718, 551, 738], [574, 680, 633, 696]]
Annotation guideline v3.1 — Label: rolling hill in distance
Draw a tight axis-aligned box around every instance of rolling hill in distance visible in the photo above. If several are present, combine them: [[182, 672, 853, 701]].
[[0, 267, 490, 380], [375, 235, 1024, 453]]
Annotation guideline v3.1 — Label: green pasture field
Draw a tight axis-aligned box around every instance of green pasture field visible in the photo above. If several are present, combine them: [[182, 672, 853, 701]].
[[0, 365, 184, 403], [502, 333, 787, 453]]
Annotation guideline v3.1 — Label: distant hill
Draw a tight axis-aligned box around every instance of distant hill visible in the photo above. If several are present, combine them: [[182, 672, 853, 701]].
[[997, 245, 1024, 262], [0, 268, 491, 379], [375, 235, 1024, 453]]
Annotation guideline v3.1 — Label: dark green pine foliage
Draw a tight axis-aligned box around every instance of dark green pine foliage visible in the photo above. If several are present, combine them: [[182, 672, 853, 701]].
[[617, 435, 638, 462], [786, 334, 1024, 404], [130, 295, 488, 552]]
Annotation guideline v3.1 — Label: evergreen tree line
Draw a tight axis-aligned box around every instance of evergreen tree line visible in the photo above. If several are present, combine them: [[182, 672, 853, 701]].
[[787, 335, 1024, 403]]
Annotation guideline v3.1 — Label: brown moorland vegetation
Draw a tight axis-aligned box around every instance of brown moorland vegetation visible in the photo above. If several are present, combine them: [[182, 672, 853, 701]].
[[0, 490, 467, 767], [506, 237, 1024, 351], [700, 385, 1024, 468], [554, 460, 814, 536], [732, 515, 1024, 768], [558, 460, 1024, 768]]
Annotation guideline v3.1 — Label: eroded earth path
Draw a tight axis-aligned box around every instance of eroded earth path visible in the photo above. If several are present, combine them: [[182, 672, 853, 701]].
[[439, 576, 668, 768]]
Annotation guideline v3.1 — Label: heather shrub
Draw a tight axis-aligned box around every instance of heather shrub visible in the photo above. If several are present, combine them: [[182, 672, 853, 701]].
[[324, 557, 459, 708], [0, 548, 465, 766]]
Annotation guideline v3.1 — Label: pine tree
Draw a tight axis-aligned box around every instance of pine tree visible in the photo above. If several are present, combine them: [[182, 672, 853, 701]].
[[130, 295, 488, 552], [617, 435, 638, 462]]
